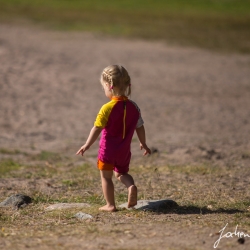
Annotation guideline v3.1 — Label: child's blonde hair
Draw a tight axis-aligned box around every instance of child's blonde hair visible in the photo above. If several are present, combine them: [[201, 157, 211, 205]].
[[101, 65, 131, 96]]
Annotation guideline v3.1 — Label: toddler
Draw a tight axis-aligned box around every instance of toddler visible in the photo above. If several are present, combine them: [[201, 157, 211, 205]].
[[76, 65, 151, 212]]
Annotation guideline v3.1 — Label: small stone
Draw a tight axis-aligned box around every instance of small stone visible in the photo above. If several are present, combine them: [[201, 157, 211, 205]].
[[150, 147, 159, 154], [45, 203, 90, 211], [118, 199, 177, 211], [0, 194, 32, 209], [238, 238, 245, 244], [75, 212, 93, 220]]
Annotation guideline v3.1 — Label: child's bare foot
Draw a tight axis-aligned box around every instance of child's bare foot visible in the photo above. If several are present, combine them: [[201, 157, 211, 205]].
[[99, 204, 117, 212], [128, 185, 137, 208]]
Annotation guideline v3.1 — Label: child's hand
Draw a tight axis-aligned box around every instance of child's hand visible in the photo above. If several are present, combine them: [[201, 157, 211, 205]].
[[76, 144, 89, 156], [75, 126, 102, 156], [140, 143, 151, 156]]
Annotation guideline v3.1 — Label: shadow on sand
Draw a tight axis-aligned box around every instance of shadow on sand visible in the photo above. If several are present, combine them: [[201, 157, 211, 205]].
[[119, 199, 245, 215]]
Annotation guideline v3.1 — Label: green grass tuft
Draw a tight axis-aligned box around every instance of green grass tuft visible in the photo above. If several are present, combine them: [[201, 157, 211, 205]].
[[62, 180, 78, 187], [0, 159, 21, 175], [32, 150, 62, 161], [0, 148, 22, 155]]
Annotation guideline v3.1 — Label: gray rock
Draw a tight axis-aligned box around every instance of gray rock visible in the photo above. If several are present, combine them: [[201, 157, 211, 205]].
[[118, 199, 177, 211], [75, 212, 93, 220], [45, 203, 90, 211], [0, 194, 32, 210]]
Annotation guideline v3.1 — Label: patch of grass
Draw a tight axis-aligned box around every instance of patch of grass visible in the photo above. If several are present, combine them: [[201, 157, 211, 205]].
[[84, 194, 104, 205], [5, 163, 59, 179], [31, 150, 62, 162], [158, 164, 219, 175], [0, 213, 10, 222], [228, 200, 250, 210], [32, 192, 73, 204], [116, 193, 127, 204], [86, 225, 99, 234], [62, 179, 78, 187], [182, 199, 250, 212], [0, 148, 23, 155], [0, 159, 21, 175], [32, 192, 100, 205], [71, 163, 93, 173], [0, 0, 250, 53], [0, 149, 250, 249]]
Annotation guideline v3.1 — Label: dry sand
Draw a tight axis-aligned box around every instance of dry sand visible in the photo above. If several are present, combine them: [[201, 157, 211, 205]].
[[1, 24, 250, 164], [1, 24, 250, 155]]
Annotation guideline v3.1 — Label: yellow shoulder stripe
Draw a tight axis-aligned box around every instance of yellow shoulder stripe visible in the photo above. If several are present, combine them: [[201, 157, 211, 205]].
[[94, 100, 117, 128]]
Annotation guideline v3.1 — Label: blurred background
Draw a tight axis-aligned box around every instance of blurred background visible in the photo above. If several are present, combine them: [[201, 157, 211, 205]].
[[0, 0, 250, 165], [0, 0, 250, 53]]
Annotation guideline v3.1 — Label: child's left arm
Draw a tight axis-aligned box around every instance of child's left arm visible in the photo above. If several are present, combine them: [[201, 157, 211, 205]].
[[136, 125, 151, 155], [76, 126, 102, 156]]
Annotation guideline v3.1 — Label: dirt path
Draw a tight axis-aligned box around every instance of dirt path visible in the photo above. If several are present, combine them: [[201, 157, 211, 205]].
[[1, 23, 250, 158]]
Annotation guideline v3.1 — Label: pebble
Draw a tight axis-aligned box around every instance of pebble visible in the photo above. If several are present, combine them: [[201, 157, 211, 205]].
[[238, 238, 245, 244], [0, 194, 32, 209], [75, 212, 93, 220], [45, 203, 90, 211]]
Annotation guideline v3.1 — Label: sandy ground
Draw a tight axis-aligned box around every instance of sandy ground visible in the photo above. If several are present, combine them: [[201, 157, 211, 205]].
[[0, 23, 250, 249], [1, 23, 250, 159]]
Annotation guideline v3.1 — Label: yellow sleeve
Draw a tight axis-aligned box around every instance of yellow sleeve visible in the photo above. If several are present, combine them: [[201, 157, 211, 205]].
[[94, 101, 116, 128]]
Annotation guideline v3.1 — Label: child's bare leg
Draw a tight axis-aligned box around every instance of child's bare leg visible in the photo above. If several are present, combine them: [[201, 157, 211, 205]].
[[115, 172, 134, 187], [99, 170, 116, 212], [115, 172, 137, 208]]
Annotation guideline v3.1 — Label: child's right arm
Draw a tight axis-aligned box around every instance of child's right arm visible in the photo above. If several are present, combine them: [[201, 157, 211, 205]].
[[135, 125, 151, 155], [76, 126, 102, 156]]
